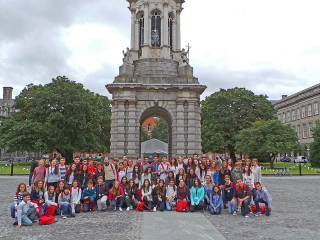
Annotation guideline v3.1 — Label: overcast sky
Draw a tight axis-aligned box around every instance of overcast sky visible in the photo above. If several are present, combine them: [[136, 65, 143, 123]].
[[1, 0, 319, 100]]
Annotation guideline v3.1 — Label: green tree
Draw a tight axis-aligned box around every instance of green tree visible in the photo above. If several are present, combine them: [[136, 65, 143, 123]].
[[140, 117, 169, 143], [310, 121, 320, 167], [235, 120, 299, 168], [201, 88, 276, 159], [0, 76, 111, 161]]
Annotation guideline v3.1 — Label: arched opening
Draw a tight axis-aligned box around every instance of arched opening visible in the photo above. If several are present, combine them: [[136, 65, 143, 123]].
[[139, 106, 172, 159], [168, 12, 174, 49], [151, 9, 161, 47], [137, 11, 144, 49]]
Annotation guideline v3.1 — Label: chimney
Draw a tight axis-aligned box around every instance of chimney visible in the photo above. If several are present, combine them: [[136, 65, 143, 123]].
[[3, 87, 13, 100], [282, 95, 288, 100]]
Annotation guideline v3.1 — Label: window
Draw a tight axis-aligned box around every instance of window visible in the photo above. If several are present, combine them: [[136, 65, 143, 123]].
[[282, 113, 286, 123], [301, 106, 306, 118], [137, 12, 144, 48], [286, 111, 291, 122], [168, 13, 174, 49], [297, 125, 301, 139], [151, 9, 161, 47], [307, 104, 312, 117], [296, 108, 300, 120], [302, 124, 308, 138], [314, 103, 319, 115], [309, 123, 313, 138], [291, 110, 296, 121]]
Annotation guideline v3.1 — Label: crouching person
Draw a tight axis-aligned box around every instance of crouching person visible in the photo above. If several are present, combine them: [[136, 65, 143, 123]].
[[108, 181, 125, 211], [82, 180, 96, 212], [210, 186, 223, 215], [235, 179, 251, 218], [58, 187, 72, 219], [70, 180, 82, 216], [190, 178, 205, 212], [125, 179, 139, 211], [252, 182, 272, 216], [43, 185, 58, 216], [96, 176, 108, 211], [222, 175, 237, 215], [16, 192, 38, 227], [166, 179, 177, 211]]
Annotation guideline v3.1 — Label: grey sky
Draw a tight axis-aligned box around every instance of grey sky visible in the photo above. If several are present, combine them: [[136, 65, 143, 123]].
[[0, 0, 319, 100]]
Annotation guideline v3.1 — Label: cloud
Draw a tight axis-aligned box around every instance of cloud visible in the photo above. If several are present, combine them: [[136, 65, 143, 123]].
[[0, 0, 319, 101]]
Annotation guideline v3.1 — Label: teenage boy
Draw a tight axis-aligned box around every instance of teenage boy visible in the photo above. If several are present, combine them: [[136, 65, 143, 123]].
[[235, 179, 251, 218], [16, 192, 38, 227], [252, 182, 272, 216], [222, 175, 237, 215]]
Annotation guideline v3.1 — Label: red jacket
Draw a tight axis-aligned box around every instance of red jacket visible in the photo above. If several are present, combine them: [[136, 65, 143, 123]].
[[108, 187, 125, 201]]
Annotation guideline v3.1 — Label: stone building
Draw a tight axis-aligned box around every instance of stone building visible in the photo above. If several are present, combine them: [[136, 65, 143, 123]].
[[106, 0, 206, 159], [0, 87, 15, 120], [274, 83, 320, 152]]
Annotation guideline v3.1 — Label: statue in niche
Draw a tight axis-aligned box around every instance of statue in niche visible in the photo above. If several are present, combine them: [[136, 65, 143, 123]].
[[151, 29, 160, 47], [181, 48, 189, 64]]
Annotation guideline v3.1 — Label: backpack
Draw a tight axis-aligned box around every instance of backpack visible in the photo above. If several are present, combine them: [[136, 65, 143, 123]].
[[39, 215, 55, 225]]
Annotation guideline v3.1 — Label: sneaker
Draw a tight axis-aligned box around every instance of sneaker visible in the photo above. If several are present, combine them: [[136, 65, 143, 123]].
[[113, 207, 117, 211], [232, 211, 237, 216], [153, 207, 157, 212], [126, 207, 130, 211], [245, 215, 249, 218], [62, 216, 67, 219], [119, 207, 123, 212], [255, 212, 260, 217], [13, 221, 18, 226]]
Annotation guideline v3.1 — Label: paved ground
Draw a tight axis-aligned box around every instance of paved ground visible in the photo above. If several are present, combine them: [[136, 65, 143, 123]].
[[1, 176, 320, 240]]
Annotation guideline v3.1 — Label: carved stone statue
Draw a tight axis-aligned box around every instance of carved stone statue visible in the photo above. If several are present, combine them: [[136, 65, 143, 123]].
[[181, 48, 189, 64], [122, 47, 132, 64]]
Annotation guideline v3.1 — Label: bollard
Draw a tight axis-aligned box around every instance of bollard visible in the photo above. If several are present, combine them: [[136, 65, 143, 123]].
[[10, 162, 14, 176], [299, 162, 302, 176]]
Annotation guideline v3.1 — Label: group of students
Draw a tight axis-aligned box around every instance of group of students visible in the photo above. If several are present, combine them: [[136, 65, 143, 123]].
[[11, 155, 272, 227]]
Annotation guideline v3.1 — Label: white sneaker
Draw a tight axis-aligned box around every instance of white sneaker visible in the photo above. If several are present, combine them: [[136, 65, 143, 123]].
[[232, 211, 237, 216], [126, 207, 130, 211], [119, 207, 123, 212], [62, 215, 67, 219], [245, 215, 249, 218], [113, 207, 117, 211], [153, 207, 157, 212]]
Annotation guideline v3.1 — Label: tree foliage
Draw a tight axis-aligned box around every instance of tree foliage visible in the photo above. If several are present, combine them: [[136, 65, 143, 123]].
[[310, 121, 320, 167], [235, 120, 299, 167], [0, 76, 111, 161], [201, 88, 276, 159], [140, 117, 169, 143]]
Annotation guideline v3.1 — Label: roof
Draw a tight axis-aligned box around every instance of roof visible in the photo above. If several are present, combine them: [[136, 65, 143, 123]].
[[141, 138, 168, 155]]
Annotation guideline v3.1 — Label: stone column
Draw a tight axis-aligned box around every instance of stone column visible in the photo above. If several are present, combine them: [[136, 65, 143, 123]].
[[130, 9, 136, 49], [126, 101, 139, 159], [111, 100, 126, 159], [176, 101, 186, 156], [176, 9, 181, 50], [163, 2, 169, 47], [144, 2, 149, 46], [187, 100, 202, 155], [172, 19, 176, 50]]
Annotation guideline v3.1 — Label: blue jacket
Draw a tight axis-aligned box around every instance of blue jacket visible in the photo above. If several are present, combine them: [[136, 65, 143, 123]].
[[212, 171, 221, 186], [190, 186, 205, 205], [210, 193, 222, 209], [82, 187, 97, 201]]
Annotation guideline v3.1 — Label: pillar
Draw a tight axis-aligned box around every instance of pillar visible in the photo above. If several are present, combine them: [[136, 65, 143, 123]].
[[163, 2, 169, 47], [143, 2, 149, 46], [130, 9, 136, 49], [176, 9, 181, 50]]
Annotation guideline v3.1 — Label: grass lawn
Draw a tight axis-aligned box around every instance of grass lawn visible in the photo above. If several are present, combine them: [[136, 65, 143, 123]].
[[261, 162, 320, 175], [0, 164, 30, 175]]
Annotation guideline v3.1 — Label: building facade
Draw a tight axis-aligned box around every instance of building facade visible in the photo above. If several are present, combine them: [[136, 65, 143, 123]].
[[274, 84, 320, 151], [106, 0, 206, 159]]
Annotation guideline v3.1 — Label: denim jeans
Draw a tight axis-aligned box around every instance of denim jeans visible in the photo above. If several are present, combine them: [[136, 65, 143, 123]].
[[83, 196, 96, 212], [240, 199, 251, 216], [210, 206, 222, 215], [190, 201, 204, 212], [97, 196, 108, 211], [166, 201, 176, 211], [227, 200, 236, 214], [60, 203, 72, 216], [111, 197, 124, 209]]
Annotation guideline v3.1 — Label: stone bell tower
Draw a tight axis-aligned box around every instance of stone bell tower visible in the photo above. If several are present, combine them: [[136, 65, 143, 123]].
[[106, 0, 206, 159]]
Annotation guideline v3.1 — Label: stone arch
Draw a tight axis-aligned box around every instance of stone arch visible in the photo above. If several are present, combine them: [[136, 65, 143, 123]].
[[139, 105, 173, 158]]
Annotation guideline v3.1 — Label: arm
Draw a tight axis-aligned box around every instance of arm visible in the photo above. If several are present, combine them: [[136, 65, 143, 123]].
[[77, 189, 82, 203]]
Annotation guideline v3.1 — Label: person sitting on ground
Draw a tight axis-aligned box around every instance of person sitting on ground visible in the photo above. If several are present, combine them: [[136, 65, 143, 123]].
[[190, 178, 205, 212], [11, 183, 27, 219], [58, 187, 72, 219], [203, 175, 214, 209], [141, 179, 153, 211], [209, 185, 223, 215], [235, 179, 251, 218], [152, 179, 166, 212], [166, 179, 177, 211], [16, 192, 38, 227], [252, 182, 272, 216], [43, 185, 58, 216], [176, 179, 190, 212], [82, 180, 96, 212]]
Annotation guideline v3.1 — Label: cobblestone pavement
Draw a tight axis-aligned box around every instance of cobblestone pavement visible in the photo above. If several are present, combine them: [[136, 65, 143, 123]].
[[1, 176, 320, 240], [204, 176, 320, 240], [0, 176, 142, 240]]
